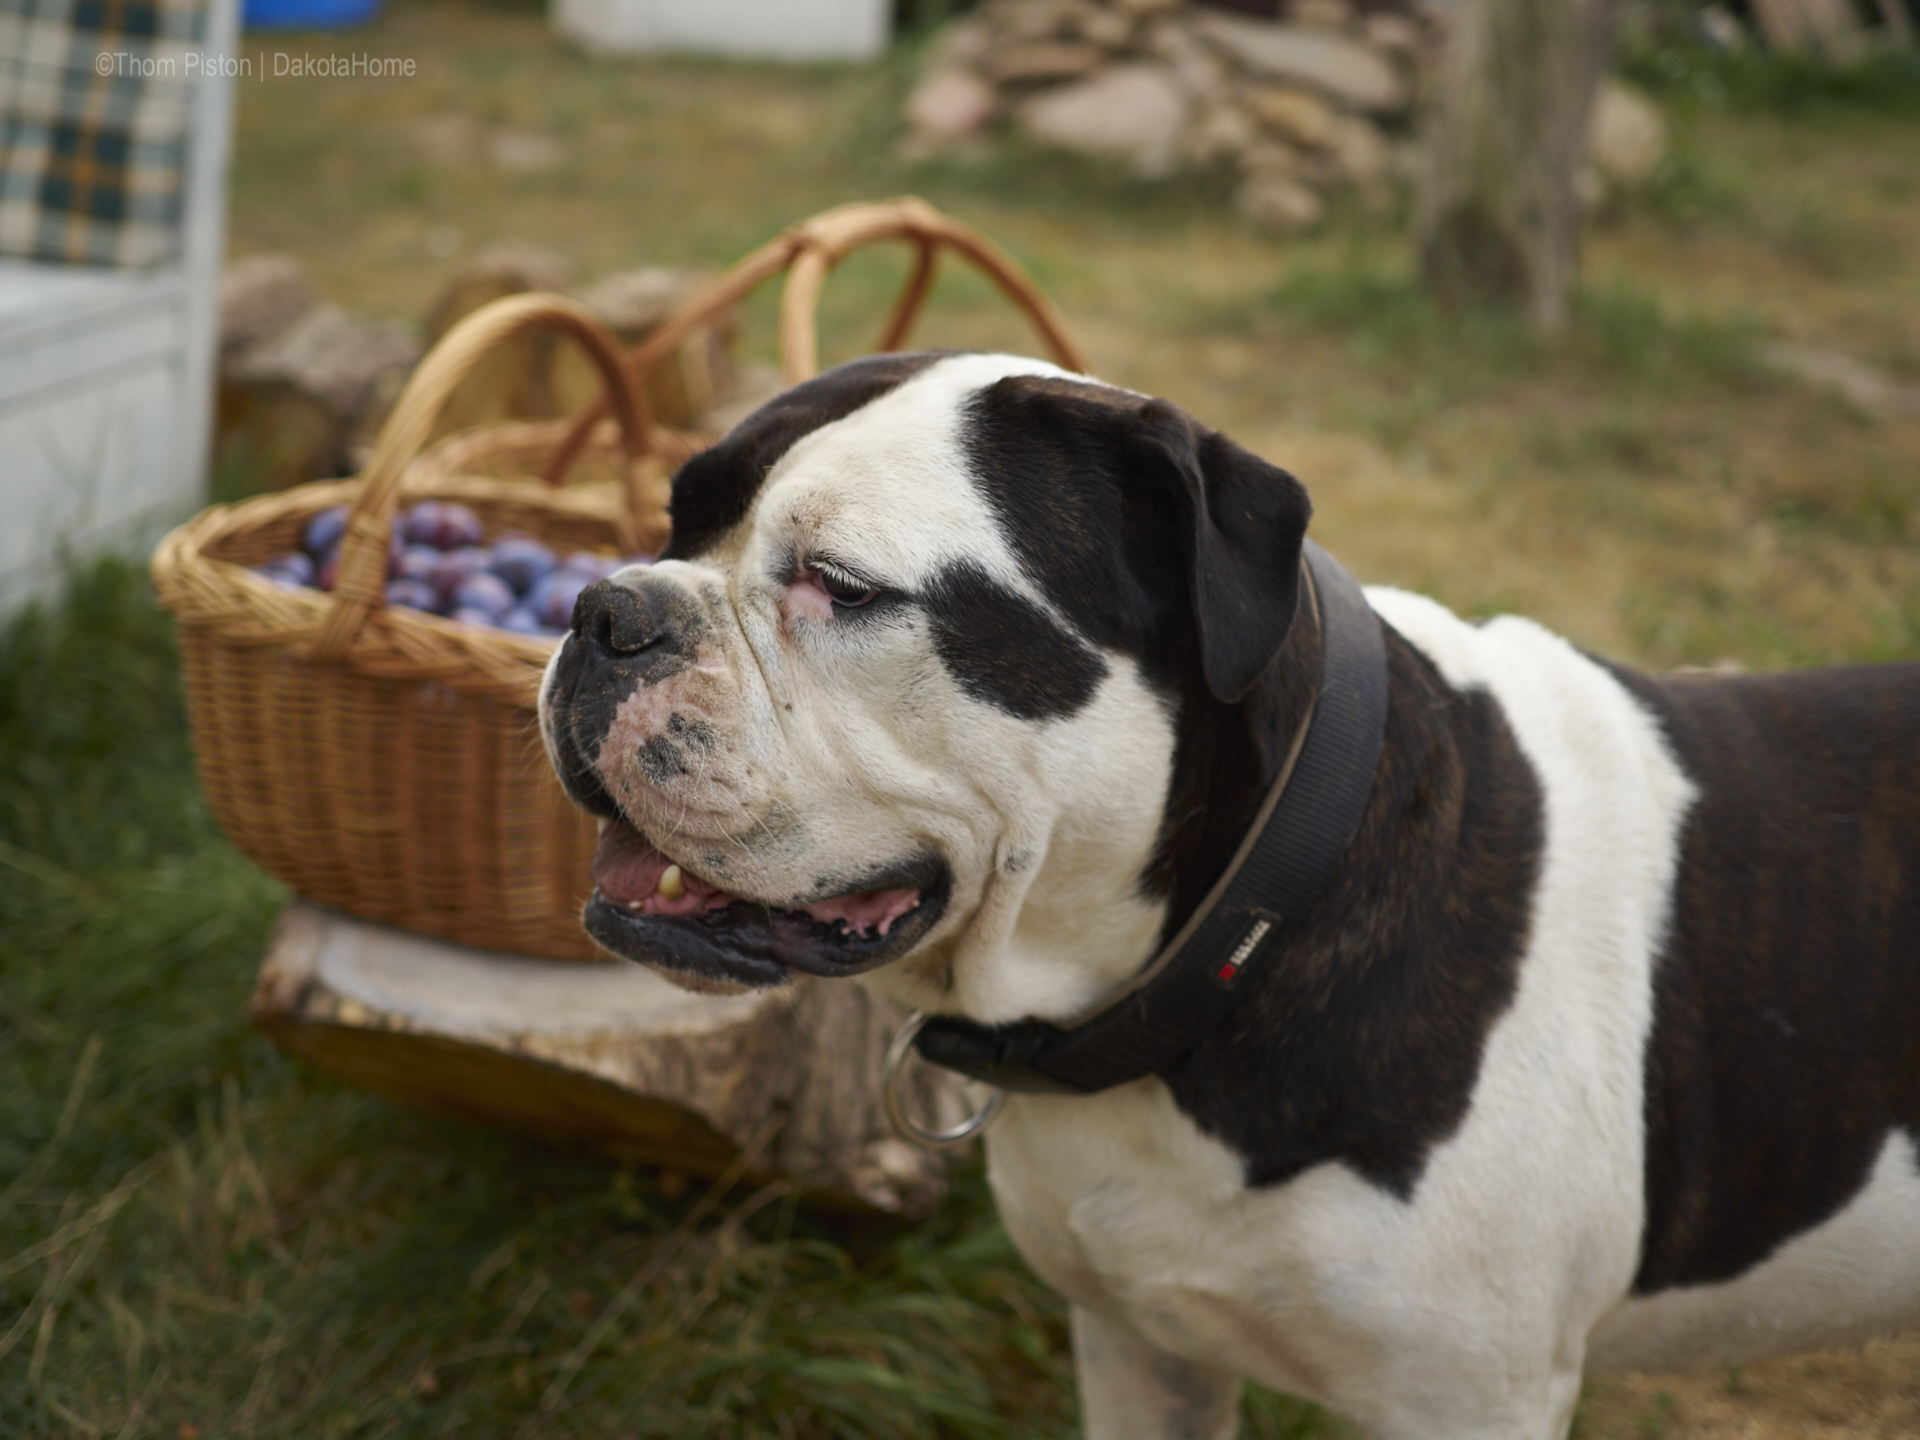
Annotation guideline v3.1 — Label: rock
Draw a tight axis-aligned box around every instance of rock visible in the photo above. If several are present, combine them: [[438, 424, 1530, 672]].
[[984, 40, 1109, 83], [1587, 78, 1666, 187], [1017, 62, 1191, 175], [1184, 99, 1259, 165], [1193, 11, 1409, 113], [984, 0, 1091, 42], [1145, 16, 1229, 96], [931, 15, 995, 66], [1362, 11, 1424, 54], [1292, 0, 1355, 31], [906, 65, 998, 140], [1239, 137, 1314, 179], [1327, 113, 1390, 184], [1073, 5, 1135, 48], [219, 255, 314, 364], [1237, 171, 1326, 234], [1245, 84, 1338, 150]]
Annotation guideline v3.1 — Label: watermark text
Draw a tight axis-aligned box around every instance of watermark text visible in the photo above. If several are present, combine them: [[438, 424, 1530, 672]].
[[95, 50, 417, 80]]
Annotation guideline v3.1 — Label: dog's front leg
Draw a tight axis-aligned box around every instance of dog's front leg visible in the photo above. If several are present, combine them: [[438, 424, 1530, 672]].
[[1071, 1304, 1241, 1440]]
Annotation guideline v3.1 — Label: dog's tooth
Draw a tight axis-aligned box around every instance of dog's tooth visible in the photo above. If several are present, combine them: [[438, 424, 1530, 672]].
[[627, 900, 642, 912], [658, 864, 685, 901]]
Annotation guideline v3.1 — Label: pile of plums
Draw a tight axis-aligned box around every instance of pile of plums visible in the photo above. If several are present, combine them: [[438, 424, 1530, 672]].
[[251, 501, 650, 639]]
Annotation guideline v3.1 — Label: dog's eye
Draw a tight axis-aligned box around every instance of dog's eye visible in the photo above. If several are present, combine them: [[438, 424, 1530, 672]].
[[814, 565, 877, 609]]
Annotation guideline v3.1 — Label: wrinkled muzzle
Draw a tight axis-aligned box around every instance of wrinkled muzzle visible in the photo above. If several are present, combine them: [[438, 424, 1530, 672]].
[[540, 571, 950, 991]]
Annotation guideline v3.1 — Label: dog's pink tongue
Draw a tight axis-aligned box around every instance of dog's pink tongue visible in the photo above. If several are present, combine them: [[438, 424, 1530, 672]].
[[801, 889, 921, 938], [591, 821, 734, 918]]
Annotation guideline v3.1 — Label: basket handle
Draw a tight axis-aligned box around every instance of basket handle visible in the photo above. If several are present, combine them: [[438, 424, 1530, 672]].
[[539, 197, 1087, 487], [311, 293, 652, 663]]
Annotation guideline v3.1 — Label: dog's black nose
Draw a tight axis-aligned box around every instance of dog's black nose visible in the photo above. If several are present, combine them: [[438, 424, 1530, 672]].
[[561, 574, 709, 695], [573, 577, 677, 657]]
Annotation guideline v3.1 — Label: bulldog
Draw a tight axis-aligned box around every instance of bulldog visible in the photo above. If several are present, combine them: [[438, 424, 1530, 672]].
[[537, 351, 1920, 1440]]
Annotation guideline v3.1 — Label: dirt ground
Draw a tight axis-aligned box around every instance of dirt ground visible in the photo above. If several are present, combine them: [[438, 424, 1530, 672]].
[[1578, 1331, 1920, 1438], [218, 4, 1920, 1434]]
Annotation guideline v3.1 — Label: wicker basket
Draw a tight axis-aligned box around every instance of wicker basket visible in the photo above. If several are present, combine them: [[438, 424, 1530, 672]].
[[153, 199, 1086, 960]]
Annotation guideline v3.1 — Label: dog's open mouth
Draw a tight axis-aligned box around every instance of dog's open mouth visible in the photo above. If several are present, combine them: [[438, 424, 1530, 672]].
[[582, 817, 949, 988]]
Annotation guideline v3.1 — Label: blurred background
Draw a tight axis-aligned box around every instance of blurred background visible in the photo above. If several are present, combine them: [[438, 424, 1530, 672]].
[[2, 0, 1917, 1433]]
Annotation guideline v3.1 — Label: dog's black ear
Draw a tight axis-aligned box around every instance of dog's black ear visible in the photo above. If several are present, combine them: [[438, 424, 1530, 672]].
[[1126, 400, 1312, 702], [963, 373, 1310, 704]]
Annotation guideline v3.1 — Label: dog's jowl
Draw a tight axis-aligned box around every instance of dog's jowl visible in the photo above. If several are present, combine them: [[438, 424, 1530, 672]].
[[539, 351, 1920, 1440]]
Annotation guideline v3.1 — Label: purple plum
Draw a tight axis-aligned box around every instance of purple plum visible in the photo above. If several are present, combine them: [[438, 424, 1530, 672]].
[[259, 550, 315, 587], [452, 572, 517, 621], [559, 550, 621, 583], [385, 578, 440, 613], [317, 552, 340, 592], [402, 500, 485, 550], [489, 536, 557, 596], [302, 504, 349, 558], [401, 500, 447, 547], [395, 545, 441, 584], [498, 606, 545, 636], [527, 571, 588, 631], [431, 546, 492, 605], [448, 606, 497, 628]]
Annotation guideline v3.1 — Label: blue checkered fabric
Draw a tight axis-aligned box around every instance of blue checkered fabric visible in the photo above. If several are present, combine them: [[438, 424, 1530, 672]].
[[0, 0, 207, 267]]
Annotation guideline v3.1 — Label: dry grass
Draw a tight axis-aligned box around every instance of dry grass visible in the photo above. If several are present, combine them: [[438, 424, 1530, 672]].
[[7, 1, 1916, 1434]]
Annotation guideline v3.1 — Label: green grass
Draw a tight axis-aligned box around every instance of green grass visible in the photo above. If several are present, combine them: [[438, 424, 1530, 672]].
[[1621, 41, 1920, 117], [1263, 257, 1761, 391], [0, 562, 1341, 1436]]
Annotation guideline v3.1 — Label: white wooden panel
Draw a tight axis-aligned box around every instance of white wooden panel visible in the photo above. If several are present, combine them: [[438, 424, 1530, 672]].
[[0, 356, 193, 613], [0, 270, 187, 405]]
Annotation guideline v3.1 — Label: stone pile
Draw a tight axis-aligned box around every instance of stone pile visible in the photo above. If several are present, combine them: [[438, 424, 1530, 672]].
[[906, 0, 1670, 235], [905, 0, 1440, 234]]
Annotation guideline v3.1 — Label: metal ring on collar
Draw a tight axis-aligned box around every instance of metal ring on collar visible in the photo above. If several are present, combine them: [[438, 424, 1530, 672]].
[[884, 1011, 1004, 1150]]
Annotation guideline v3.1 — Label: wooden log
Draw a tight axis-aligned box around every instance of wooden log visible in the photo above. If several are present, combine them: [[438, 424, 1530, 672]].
[[419, 246, 579, 447], [220, 303, 421, 487], [420, 256, 739, 445], [249, 901, 976, 1218], [559, 267, 738, 430]]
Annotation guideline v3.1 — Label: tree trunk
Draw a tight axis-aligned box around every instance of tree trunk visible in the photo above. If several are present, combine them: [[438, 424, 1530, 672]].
[[250, 902, 977, 1218], [1416, 0, 1618, 332]]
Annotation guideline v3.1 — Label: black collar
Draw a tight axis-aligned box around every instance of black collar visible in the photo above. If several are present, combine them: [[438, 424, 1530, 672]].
[[913, 539, 1389, 1095]]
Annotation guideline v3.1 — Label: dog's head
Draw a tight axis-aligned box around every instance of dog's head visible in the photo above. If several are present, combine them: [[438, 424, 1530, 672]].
[[539, 353, 1310, 1022]]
